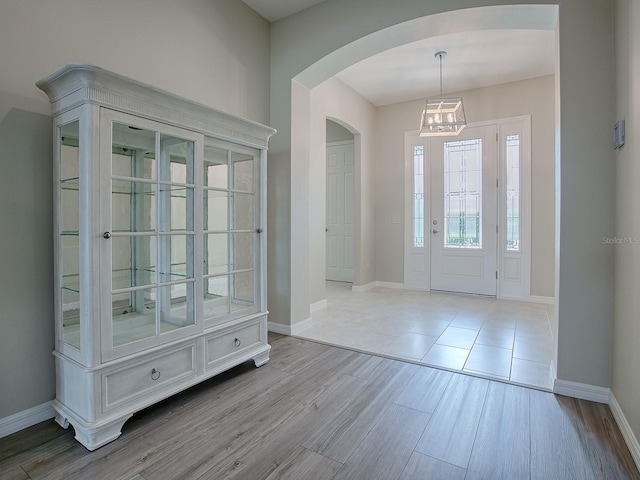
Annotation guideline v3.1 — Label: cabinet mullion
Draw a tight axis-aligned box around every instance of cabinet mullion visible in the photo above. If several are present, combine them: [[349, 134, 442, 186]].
[[227, 149, 234, 314]]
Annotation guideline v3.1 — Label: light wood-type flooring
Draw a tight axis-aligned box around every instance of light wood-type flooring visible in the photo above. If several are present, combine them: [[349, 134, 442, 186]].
[[0, 333, 638, 480]]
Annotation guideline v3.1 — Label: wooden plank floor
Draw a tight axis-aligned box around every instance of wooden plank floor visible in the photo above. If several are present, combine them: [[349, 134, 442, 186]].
[[0, 333, 638, 480]]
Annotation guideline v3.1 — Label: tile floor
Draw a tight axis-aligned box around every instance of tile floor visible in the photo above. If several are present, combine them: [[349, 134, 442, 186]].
[[295, 281, 555, 390]]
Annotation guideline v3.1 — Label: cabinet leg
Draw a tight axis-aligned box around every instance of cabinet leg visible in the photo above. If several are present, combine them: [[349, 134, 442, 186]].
[[253, 350, 270, 367], [71, 414, 133, 451], [54, 412, 69, 429]]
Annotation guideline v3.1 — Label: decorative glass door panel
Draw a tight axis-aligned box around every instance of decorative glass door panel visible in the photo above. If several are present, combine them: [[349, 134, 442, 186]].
[[505, 134, 521, 251], [203, 142, 259, 325], [59, 120, 81, 349], [413, 145, 425, 248], [443, 139, 483, 249], [106, 116, 199, 352]]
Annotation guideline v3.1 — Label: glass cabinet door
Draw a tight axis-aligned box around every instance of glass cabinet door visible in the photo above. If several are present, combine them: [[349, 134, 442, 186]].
[[103, 111, 202, 356], [203, 141, 260, 326], [59, 120, 81, 350]]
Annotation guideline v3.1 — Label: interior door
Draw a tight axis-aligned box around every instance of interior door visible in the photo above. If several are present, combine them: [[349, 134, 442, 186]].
[[326, 142, 355, 282], [430, 125, 497, 295]]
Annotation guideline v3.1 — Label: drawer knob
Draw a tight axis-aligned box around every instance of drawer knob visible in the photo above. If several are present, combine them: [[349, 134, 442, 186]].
[[151, 368, 161, 381], [234, 338, 241, 347]]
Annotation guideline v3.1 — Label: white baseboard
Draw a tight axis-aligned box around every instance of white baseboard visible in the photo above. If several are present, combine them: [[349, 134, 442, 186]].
[[609, 392, 640, 472], [553, 379, 610, 404], [352, 281, 405, 292], [268, 321, 291, 335], [351, 282, 376, 292], [268, 317, 313, 336], [310, 299, 327, 313], [403, 285, 431, 292], [0, 401, 55, 438], [290, 317, 313, 335], [527, 295, 555, 305], [494, 294, 555, 304], [497, 294, 526, 302], [351, 282, 555, 305], [375, 281, 405, 289]]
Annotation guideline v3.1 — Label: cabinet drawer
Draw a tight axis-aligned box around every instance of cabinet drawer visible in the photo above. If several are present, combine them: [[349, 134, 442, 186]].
[[103, 344, 197, 412], [206, 322, 262, 367]]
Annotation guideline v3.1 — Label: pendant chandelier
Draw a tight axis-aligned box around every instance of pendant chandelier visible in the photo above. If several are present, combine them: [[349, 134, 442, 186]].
[[419, 51, 466, 137]]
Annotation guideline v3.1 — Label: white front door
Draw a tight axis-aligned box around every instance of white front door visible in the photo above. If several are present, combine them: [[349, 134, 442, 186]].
[[326, 142, 355, 282], [430, 125, 498, 295]]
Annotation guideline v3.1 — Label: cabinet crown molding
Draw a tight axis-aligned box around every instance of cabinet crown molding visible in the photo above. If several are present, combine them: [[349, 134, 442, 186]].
[[37, 63, 276, 149]]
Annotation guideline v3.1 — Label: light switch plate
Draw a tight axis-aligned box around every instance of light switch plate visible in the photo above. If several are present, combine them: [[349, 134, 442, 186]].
[[614, 119, 625, 149]]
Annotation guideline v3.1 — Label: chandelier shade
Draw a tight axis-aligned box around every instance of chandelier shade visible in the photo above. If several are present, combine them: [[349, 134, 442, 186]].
[[419, 97, 466, 136], [418, 51, 466, 137]]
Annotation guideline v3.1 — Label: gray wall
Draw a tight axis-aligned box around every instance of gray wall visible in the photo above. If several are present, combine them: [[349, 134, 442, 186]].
[[553, 0, 613, 389], [0, 0, 270, 420], [0, 106, 54, 417], [613, 0, 640, 448]]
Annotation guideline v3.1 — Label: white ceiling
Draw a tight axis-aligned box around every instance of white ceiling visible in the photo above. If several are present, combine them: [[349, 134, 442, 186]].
[[336, 29, 556, 106], [242, 0, 327, 22], [242, 1, 556, 107]]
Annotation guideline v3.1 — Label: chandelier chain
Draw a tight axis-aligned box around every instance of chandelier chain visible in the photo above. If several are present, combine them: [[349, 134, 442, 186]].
[[439, 53, 443, 98]]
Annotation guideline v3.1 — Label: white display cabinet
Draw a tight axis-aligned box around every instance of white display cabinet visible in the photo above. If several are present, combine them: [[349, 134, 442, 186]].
[[37, 64, 275, 450]]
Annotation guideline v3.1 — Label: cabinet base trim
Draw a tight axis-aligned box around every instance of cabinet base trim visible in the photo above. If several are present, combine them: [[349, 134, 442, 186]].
[[53, 340, 270, 450], [53, 400, 132, 451], [253, 350, 270, 367]]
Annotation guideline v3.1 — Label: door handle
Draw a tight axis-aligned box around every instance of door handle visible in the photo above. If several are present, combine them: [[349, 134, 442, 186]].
[[432, 229, 439, 234]]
